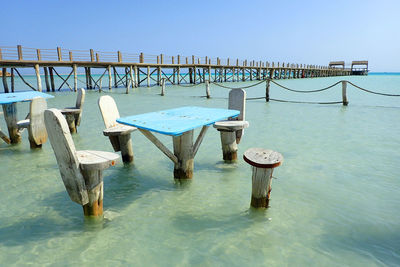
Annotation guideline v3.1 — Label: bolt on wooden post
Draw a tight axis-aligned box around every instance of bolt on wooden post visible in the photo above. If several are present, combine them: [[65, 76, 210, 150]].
[[243, 148, 283, 208]]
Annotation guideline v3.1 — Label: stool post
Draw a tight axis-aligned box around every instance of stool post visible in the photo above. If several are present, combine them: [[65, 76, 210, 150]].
[[65, 114, 77, 133], [244, 148, 283, 208], [205, 80, 210, 98], [81, 169, 104, 217], [219, 130, 238, 162], [118, 134, 134, 163]]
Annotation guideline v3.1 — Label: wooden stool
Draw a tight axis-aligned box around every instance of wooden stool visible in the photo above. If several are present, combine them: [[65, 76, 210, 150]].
[[214, 88, 249, 162], [61, 88, 85, 133], [98, 95, 137, 163], [243, 148, 283, 208], [44, 108, 119, 217]]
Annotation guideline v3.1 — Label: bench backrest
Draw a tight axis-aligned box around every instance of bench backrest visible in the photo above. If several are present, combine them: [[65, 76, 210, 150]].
[[228, 88, 246, 121], [44, 108, 88, 205], [75, 88, 85, 126], [98, 95, 120, 128], [28, 97, 47, 145]]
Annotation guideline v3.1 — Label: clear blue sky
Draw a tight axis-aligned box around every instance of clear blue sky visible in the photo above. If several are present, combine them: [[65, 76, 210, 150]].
[[1, 0, 399, 71]]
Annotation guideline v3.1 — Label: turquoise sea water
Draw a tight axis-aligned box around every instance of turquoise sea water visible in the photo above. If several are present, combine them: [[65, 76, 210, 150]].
[[0, 74, 399, 266]]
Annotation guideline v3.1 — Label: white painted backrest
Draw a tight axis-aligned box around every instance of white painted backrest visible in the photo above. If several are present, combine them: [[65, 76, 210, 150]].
[[76, 88, 85, 109], [28, 97, 47, 144], [44, 108, 88, 205], [228, 88, 246, 121], [98, 95, 120, 129]]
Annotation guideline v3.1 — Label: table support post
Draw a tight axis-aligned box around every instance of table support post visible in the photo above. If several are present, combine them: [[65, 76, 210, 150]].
[[2, 103, 21, 144], [173, 130, 194, 179]]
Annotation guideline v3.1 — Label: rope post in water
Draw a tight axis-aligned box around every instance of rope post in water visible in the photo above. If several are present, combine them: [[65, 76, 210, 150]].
[[205, 80, 210, 98], [161, 78, 165, 96], [342, 81, 348, 106], [265, 79, 270, 102]]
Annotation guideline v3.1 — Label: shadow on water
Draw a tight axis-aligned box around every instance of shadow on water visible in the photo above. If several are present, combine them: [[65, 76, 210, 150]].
[[170, 207, 272, 234], [0, 164, 180, 247], [318, 224, 400, 266]]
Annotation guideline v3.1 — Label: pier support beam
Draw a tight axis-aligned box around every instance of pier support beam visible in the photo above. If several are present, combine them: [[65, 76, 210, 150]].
[[2, 68, 9, 93], [34, 64, 42, 92]]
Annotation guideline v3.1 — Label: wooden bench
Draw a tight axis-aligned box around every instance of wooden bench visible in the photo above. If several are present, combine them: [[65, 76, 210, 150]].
[[243, 148, 283, 208], [61, 88, 85, 133], [44, 108, 119, 217], [213, 88, 249, 161], [98, 95, 137, 163], [16, 97, 48, 148]]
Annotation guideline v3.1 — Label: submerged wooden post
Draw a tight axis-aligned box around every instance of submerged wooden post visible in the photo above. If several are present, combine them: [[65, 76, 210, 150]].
[[173, 130, 194, 179], [44, 67, 50, 92], [265, 79, 270, 102], [10, 68, 14, 92], [147, 66, 150, 87], [161, 78, 165, 96], [108, 65, 112, 90], [34, 64, 42, 92], [2, 68, 9, 93], [49, 67, 55, 92], [205, 80, 210, 98], [73, 64, 77, 92], [220, 131, 238, 161], [2, 103, 20, 143], [342, 81, 348, 106], [243, 148, 283, 208]]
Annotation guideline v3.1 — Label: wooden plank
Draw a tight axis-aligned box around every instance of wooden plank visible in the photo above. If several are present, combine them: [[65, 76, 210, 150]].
[[77, 150, 119, 171], [44, 108, 89, 205], [193, 125, 209, 157], [138, 128, 178, 164], [98, 95, 120, 128]]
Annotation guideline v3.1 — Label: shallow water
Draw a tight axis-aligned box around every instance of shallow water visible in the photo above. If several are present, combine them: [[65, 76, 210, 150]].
[[0, 74, 399, 266]]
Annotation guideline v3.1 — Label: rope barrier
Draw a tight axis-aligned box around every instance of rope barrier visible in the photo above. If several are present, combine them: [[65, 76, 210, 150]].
[[269, 79, 342, 93], [211, 80, 266, 89], [346, 81, 400, 97]]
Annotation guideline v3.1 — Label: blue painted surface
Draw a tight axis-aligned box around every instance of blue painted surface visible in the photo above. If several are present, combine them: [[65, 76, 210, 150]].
[[117, 106, 239, 136], [0, 91, 54, 104]]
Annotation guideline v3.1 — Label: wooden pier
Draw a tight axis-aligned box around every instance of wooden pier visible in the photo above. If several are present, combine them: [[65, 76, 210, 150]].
[[0, 45, 358, 93]]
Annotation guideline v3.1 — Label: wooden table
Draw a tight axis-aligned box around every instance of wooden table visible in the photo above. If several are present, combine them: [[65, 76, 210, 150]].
[[117, 106, 239, 179], [0, 91, 54, 144]]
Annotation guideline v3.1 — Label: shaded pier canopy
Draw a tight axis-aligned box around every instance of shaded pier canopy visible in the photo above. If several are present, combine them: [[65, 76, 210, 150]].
[[351, 61, 368, 75], [329, 61, 345, 69]]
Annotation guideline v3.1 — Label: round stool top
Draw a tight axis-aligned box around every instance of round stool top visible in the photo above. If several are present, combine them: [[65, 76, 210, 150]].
[[243, 148, 283, 168]]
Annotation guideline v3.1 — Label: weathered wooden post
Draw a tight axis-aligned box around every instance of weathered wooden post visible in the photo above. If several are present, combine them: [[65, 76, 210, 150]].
[[49, 67, 55, 92], [10, 68, 14, 92], [173, 130, 194, 179], [205, 80, 210, 98], [161, 78, 165, 96], [34, 64, 42, 92], [17, 45, 23, 61], [342, 81, 348, 106], [69, 51, 73, 61], [243, 148, 283, 208], [118, 51, 122, 62], [2, 103, 20, 143], [265, 79, 270, 102], [108, 65, 112, 90], [147, 66, 150, 87], [134, 65, 139, 87], [44, 67, 50, 92], [2, 68, 9, 93], [140, 53, 144, 63], [73, 64, 77, 92], [130, 65, 134, 87], [57, 47, 62, 61]]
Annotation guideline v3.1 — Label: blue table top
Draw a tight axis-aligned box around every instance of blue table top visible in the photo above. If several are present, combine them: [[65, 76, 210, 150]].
[[0, 91, 54, 104], [117, 106, 239, 136]]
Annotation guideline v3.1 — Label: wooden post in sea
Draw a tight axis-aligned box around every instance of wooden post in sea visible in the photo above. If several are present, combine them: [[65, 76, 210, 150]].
[[147, 66, 150, 87], [161, 78, 165, 96], [265, 79, 270, 102], [73, 64, 77, 92], [205, 80, 210, 98], [130, 66, 134, 87], [49, 67, 55, 91], [2, 68, 9, 93], [243, 148, 283, 208], [88, 67, 93, 89], [108, 65, 112, 90], [342, 81, 348, 106], [2, 102, 20, 143], [10, 68, 14, 92], [113, 67, 118, 88], [44, 67, 50, 92], [34, 64, 42, 92]]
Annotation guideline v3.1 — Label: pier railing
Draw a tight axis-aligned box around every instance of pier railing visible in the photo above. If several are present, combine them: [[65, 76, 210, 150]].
[[0, 45, 339, 70]]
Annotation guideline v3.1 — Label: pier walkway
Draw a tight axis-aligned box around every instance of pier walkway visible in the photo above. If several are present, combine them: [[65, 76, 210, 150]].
[[0, 45, 358, 93]]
